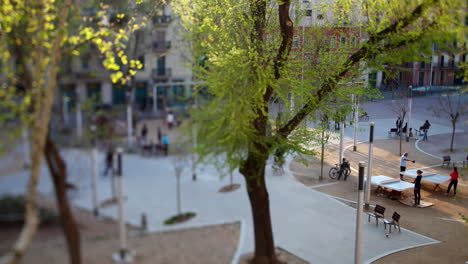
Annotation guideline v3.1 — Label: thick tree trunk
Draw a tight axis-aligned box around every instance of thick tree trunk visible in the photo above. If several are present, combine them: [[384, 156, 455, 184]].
[[44, 136, 81, 264], [241, 153, 278, 264]]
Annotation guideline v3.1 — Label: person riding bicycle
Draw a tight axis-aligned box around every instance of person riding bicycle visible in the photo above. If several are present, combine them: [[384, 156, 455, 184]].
[[337, 158, 351, 180]]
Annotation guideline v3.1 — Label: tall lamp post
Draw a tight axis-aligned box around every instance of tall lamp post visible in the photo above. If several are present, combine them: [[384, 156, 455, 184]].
[[406, 85, 413, 142]]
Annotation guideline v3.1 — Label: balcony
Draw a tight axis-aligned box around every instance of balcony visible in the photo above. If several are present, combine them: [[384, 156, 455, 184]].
[[153, 15, 171, 26], [153, 41, 171, 52], [152, 68, 172, 80]]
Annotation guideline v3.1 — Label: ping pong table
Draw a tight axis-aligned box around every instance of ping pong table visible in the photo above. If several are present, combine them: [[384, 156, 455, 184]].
[[400, 169, 450, 191], [371, 176, 414, 200]]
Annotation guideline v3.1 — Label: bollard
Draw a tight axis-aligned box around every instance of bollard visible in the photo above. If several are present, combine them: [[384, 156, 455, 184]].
[[355, 162, 366, 264], [365, 122, 375, 210], [353, 96, 359, 151], [92, 148, 99, 216], [112, 148, 134, 263]]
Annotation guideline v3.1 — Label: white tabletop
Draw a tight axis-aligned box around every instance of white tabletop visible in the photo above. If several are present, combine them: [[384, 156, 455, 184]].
[[371, 175, 415, 191], [401, 169, 450, 184]]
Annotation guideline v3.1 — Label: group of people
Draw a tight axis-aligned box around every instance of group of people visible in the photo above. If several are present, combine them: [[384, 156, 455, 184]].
[[400, 152, 458, 206], [139, 123, 170, 156], [396, 117, 431, 140]]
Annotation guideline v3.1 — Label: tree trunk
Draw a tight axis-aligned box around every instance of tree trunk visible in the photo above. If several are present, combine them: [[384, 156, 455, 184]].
[[450, 123, 456, 152], [44, 136, 81, 264], [240, 153, 278, 264]]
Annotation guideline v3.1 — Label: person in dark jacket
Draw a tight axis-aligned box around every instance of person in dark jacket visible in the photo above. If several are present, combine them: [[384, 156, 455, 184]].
[[413, 170, 423, 206]]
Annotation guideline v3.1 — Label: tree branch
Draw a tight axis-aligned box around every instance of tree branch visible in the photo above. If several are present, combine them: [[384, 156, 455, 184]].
[[277, 0, 440, 139]]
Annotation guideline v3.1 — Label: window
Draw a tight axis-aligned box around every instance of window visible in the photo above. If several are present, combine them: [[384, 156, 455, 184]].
[[292, 36, 299, 48], [440, 56, 444, 67], [81, 55, 90, 70], [330, 37, 336, 48], [451, 55, 455, 67], [340, 36, 346, 46], [317, 14, 324, 20], [418, 72, 425, 86], [431, 72, 436, 85], [420, 61, 425, 69], [440, 71, 445, 84], [305, 10, 312, 17], [350, 37, 356, 46]]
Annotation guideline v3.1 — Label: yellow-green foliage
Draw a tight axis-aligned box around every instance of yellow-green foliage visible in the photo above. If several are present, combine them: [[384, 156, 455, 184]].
[[173, 0, 465, 173]]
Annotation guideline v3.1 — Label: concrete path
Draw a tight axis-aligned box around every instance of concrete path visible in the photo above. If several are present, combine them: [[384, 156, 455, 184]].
[[2, 95, 465, 263], [0, 150, 438, 264]]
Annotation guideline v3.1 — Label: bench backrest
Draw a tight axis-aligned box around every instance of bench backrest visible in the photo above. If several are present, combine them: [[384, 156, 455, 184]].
[[392, 212, 400, 222], [375, 204, 385, 217], [443, 155, 451, 161]]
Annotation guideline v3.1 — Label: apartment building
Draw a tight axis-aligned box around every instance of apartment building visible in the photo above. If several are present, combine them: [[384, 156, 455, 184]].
[[58, 4, 192, 112]]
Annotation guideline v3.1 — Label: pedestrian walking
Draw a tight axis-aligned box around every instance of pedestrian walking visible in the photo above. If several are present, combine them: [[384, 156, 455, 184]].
[[141, 123, 148, 141], [400, 152, 415, 180], [413, 169, 423, 206], [396, 117, 402, 134], [167, 111, 174, 130], [445, 167, 459, 197], [162, 134, 169, 156], [157, 127, 162, 144], [420, 120, 431, 141], [103, 147, 114, 176]]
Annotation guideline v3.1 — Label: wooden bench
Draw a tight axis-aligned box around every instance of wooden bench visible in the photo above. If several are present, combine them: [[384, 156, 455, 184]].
[[388, 128, 398, 137], [384, 211, 401, 237], [442, 155, 451, 168], [367, 204, 386, 226]]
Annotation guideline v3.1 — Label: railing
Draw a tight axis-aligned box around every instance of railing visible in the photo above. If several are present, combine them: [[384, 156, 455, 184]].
[[152, 41, 171, 51], [153, 15, 171, 25], [151, 68, 172, 80]]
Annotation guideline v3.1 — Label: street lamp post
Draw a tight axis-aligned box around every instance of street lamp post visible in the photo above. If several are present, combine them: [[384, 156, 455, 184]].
[[407, 85, 413, 142], [355, 162, 366, 264]]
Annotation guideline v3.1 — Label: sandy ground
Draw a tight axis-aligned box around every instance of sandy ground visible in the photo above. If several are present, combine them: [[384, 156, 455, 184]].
[[291, 138, 468, 264], [0, 197, 240, 264]]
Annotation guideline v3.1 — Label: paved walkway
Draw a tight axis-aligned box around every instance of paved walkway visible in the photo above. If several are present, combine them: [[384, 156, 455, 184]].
[[1, 95, 466, 263], [0, 151, 438, 264]]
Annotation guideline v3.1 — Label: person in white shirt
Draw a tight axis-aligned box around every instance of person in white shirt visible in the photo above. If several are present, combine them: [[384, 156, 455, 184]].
[[166, 111, 174, 129], [400, 152, 415, 180]]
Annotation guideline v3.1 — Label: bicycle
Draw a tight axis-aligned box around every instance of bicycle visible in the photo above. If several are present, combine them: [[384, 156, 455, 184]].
[[329, 163, 351, 179]]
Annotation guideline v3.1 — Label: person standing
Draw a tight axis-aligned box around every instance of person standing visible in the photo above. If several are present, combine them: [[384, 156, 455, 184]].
[[400, 152, 415, 180], [157, 127, 162, 144], [445, 167, 459, 197], [103, 147, 114, 176], [413, 169, 423, 206], [141, 123, 148, 141], [421, 120, 431, 141], [396, 117, 402, 134], [167, 111, 174, 130], [337, 158, 350, 181], [162, 134, 169, 156]]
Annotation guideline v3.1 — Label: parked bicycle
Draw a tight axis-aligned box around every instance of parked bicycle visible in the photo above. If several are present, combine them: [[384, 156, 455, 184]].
[[329, 162, 351, 180]]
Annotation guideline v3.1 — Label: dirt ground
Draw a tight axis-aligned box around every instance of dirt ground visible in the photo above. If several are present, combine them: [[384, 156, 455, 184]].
[[291, 138, 468, 264], [0, 197, 240, 264]]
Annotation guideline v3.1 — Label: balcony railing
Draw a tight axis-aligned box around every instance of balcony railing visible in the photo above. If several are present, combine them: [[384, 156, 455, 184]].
[[151, 68, 172, 80], [153, 15, 171, 25], [153, 41, 171, 51]]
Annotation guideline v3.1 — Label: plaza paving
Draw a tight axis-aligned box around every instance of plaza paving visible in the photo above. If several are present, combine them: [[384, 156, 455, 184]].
[[0, 95, 466, 263]]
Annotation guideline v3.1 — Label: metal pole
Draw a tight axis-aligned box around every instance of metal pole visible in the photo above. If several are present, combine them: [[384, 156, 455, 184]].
[[355, 161, 366, 264], [76, 102, 83, 139], [127, 105, 133, 146], [407, 86, 412, 142], [353, 96, 359, 151], [153, 85, 157, 114], [364, 122, 374, 209], [113, 148, 133, 263], [192, 93, 197, 181], [92, 148, 99, 216], [339, 120, 344, 165]]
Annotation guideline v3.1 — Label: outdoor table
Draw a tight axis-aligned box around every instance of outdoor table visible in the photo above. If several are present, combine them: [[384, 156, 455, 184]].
[[400, 169, 450, 191], [371, 175, 414, 200]]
